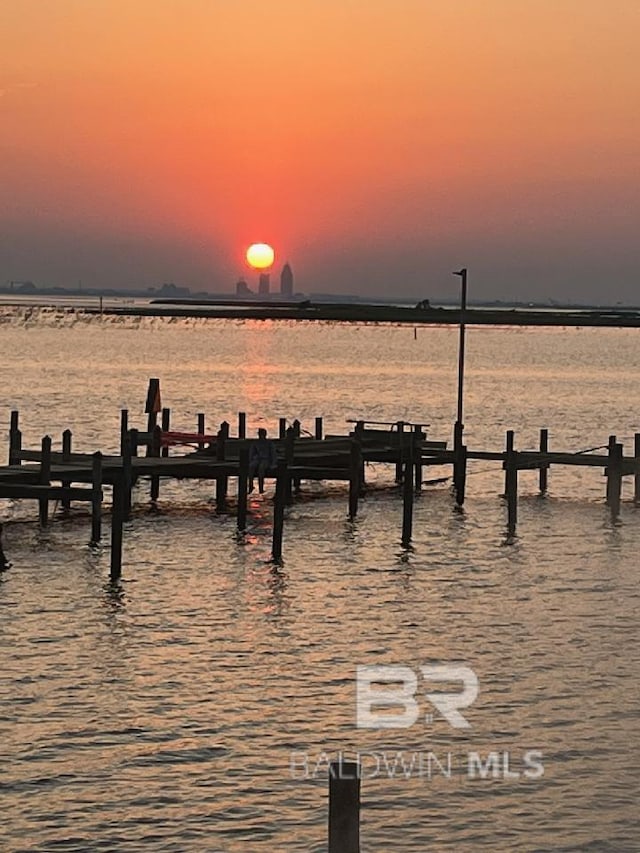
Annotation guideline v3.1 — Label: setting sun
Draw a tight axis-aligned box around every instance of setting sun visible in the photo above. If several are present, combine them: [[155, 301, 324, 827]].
[[246, 243, 275, 270]]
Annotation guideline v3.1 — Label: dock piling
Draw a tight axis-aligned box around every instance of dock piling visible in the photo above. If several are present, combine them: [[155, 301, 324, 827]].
[[607, 440, 623, 520], [91, 452, 103, 543], [328, 760, 360, 853], [279, 417, 287, 440], [503, 430, 515, 498], [150, 425, 162, 503], [120, 409, 129, 457], [197, 413, 206, 449], [292, 419, 302, 494], [539, 428, 549, 495], [61, 429, 72, 510], [122, 430, 133, 519], [315, 417, 323, 440], [634, 433, 640, 504], [161, 408, 170, 458], [238, 411, 246, 439], [348, 440, 362, 520], [285, 426, 295, 505], [38, 436, 52, 525], [504, 432, 518, 534], [237, 444, 249, 531], [271, 460, 287, 563], [395, 421, 404, 483], [9, 411, 21, 466], [215, 421, 229, 511], [110, 475, 124, 580], [401, 438, 415, 546]]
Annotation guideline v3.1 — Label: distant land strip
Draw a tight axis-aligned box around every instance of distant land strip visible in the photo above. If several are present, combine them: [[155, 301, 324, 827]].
[[80, 300, 640, 328]]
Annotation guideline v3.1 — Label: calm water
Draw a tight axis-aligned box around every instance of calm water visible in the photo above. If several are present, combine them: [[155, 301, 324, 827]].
[[1, 308, 639, 851]]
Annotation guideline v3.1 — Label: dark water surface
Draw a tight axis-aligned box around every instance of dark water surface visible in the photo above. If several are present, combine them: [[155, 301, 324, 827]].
[[1, 311, 639, 851]]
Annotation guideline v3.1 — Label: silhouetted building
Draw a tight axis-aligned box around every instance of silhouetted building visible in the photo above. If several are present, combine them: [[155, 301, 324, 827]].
[[280, 263, 293, 297], [258, 273, 270, 295], [236, 278, 252, 296]]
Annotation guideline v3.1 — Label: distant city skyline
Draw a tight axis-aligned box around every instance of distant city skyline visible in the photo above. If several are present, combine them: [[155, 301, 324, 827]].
[[1, 2, 638, 303]]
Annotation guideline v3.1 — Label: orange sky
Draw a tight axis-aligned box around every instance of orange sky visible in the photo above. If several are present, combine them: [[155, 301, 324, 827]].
[[1, 1, 638, 300]]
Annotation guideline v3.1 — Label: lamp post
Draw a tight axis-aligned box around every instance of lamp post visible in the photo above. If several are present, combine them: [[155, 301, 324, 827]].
[[453, 268, 467, 450]]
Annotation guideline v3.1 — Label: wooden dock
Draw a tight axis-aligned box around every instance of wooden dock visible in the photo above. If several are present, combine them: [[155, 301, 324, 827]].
[[2, 380, 640, 580]]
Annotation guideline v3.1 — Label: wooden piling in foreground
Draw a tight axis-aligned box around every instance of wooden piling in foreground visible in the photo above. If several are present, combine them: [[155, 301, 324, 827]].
[[161, 408, 170, 458], [271, 460, 287, 563], [395, 420, 404, 483], [238, 411, 246, 439], [328, 760, 360, 853], [401, 449, 414, 546], [414, 424, 423, 493], [292, 419, 302, 494], [279, 417, 287, 440], [145, 378, 161, 457], [120, 409, 129, 456], [454, 445, 468, 507], [348, 440, 362, 520], [110, 475, 125, 580], [605, 435, 617, 507], [9, 411, 21, 466], [285, 426, 295, 505], [91, 452, 102, 544], [197, 413, 206, 450], [315, 416, 323, 440], [39, 436, 52, 525], [539, 428, 549, 495], [61, 429, 72, 510], [122, 430, 133, 520], [608, 441, 623, 520], [634, 433, 640, 504], [237, 444, 249, 531], [503, 430, 515, 497], [505, 438, 518, 534], [215, 421, 229, 511], [150, 425, 162, 503]]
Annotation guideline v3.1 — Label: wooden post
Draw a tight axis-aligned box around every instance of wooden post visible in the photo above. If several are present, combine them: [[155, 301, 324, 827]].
[[38, 436, 52, 525], [328, 760, 360, 853], [505, 445, 518, 535], [634, 433, 640, 504], [395, 420, 404, 483], [238, 411, 246, 439], [150, 424, 161, 503], [216, 421, 229, 511], [91, 452, 102, 544], [279, 417, 287, 440], [608, 441, 623, 520], [401, 434, 414, 546], [237, 443, 250, 531], [503, 430, 515, 497], [161, 408, 170, 458], [293, 419, 301, 494], [413, 424, 423, 493], [285, 426, 295, 504], [539, 428, 549, 495], [315, 416, 323, 440], [120, 409, 129, 456], [605, 434, 617, 506], [271, 460, 287, 563], [348, 440, 362, 520], [453, 421, 466, 506], [355, 420, 366, 489], [197, 413, 206, 450], [122, 430, 133, 520], [454, 445, 468, 507], [61, 429, 72, 510], [9, 410, 20, 465], [110, 475, 124, 580]]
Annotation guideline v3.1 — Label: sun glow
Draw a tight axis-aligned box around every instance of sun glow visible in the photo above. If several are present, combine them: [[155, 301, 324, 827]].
[[246, 243, 275, 270]]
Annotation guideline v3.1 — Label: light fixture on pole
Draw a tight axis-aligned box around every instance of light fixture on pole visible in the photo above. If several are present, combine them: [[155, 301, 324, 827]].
[[453, 268, 467, 450]]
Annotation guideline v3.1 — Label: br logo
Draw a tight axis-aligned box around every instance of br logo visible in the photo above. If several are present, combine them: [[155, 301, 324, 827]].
[[356, 665, 479, 730]]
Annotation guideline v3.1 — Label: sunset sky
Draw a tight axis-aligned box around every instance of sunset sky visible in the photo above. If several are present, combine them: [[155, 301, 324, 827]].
[[1, 1, 638, 301]]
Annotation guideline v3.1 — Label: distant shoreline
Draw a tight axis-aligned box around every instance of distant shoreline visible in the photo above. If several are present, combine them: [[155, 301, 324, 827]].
[[3, 293, 640, 327]]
